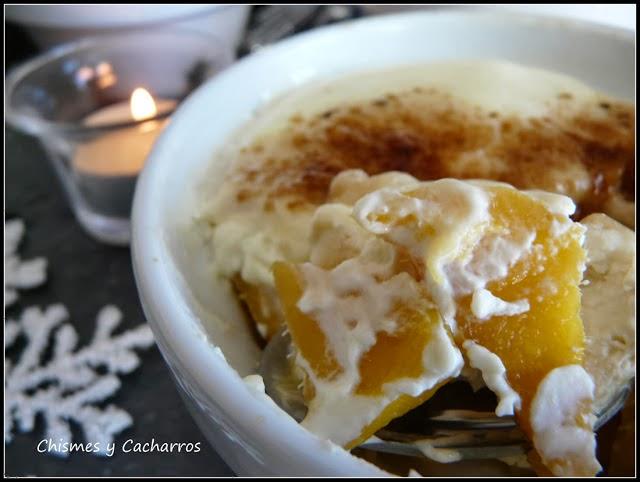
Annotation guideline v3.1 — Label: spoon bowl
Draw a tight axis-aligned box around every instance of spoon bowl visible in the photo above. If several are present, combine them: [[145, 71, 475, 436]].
[[260, 328, 632, 461]]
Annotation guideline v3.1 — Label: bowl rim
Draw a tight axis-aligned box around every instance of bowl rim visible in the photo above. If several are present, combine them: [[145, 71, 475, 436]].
[[131, 9, 634, 475]]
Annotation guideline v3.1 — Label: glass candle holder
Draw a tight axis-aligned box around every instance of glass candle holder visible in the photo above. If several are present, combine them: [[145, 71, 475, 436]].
[[6, 29, 232, 245]]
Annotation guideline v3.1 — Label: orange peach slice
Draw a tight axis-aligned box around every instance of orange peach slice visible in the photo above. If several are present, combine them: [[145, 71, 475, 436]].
[[233, 276, 283, 341], [356, 182, 598, 476], [273, 260, 459, 448], [455, 187, 586, 431]]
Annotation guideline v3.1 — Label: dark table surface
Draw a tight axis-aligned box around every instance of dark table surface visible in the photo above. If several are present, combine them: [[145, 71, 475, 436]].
[[3, 19, 237, 478], [5, 125, 235, 476]]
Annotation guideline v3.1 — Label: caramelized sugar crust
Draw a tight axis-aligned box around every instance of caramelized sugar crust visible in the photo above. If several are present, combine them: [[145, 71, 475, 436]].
[[231, 89, 634, 222]]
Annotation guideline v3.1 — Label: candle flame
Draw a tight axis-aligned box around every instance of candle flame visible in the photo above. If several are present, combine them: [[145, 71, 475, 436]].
[[130, 87, 157, 121]]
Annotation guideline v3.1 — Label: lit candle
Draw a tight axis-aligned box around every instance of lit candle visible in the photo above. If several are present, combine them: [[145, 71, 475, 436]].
[[72, 88, 177, 218]]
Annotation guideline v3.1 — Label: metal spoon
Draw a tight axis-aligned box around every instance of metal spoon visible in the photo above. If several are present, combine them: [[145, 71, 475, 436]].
[[259, 328, 631, 461]]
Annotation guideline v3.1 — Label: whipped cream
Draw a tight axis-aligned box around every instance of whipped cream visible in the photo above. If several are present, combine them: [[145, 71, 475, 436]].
[[210, 209, 312, 287], [301, 322, 463, 446], [579, 213, 635, 412], [308, 203, 369, 269], [218, 170, 631, 477], [294, 174, 600, 455], [328, 169, 420, 206], [353, 179, 540, 330], [354, 179, 491, 285], [470, 289, 530, 321], [530, 365, 601, 476], [298, 237, 421, 386], [296, 206, 463, 446], [462, 340, 521, 416]]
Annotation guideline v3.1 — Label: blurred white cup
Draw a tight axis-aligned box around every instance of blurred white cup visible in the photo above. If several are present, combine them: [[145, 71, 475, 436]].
[[6, 5, 250, 53]]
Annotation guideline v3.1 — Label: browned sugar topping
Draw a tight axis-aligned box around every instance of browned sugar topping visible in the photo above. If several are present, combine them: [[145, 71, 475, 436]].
[[231, 89, 635, 221]]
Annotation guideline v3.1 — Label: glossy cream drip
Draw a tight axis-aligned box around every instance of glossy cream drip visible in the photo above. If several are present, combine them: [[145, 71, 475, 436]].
[[443, 231, 536, 298], [353, 179, 542, 329], [522, 189, 577, 218], [297, 237, 421, 387], [354, 179, 491, 283], [299, 322, 463, 446], [463, 340, 521, 416], [470, 289, 530, 321]]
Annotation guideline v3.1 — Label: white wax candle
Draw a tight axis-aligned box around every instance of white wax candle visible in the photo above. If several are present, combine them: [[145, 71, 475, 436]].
[[71, 91, 176, 218], [73, 97, 176, 176]]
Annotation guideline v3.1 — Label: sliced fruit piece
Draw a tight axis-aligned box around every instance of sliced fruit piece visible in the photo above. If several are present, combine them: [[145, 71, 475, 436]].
[[273, 259, 461, 448], [272, 262, 342, 380], [445, 187, 596, 476], [351, 303, 456, 448], [347, 385, 445, 449], [353, 179, 598, 476], [454, 187, 587, 440], [233, 276, 283, 341]]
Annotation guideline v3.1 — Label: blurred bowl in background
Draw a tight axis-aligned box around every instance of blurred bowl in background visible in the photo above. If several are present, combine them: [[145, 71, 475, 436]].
[[5, 5, 250, 54]]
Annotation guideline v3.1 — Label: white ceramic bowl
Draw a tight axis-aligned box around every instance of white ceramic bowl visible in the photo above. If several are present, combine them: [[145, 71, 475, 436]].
[[6, 5, 249, 52], [131, 11, 634, 476]]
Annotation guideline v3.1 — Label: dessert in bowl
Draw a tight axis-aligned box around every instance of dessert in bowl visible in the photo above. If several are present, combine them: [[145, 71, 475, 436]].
[[131, 11, 635, 476]]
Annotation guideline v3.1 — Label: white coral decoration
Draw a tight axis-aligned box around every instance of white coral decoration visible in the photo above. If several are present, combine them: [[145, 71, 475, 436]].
[[5, 219, 47, 307], [5, 304, 155, 457]]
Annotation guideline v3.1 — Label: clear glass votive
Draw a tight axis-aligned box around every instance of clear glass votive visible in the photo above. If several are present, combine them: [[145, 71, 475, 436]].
[[6, 29, 232, 246]]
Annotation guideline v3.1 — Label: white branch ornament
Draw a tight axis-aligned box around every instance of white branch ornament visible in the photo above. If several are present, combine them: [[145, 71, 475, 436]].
[[5, 219, 47, 307], [5, 304, 155, 457]]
